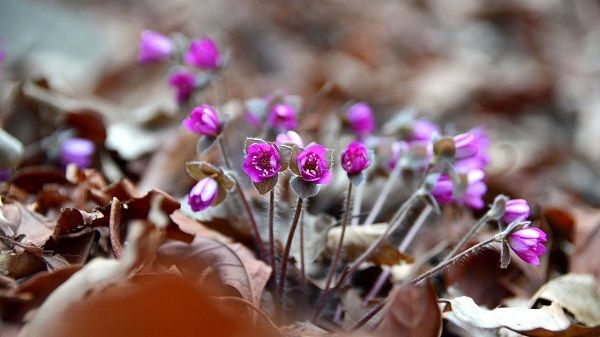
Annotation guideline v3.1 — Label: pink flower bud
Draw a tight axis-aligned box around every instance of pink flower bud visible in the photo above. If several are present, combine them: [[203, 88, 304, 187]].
[[503, 199, 530, 224], [243, 143, 282, 183], [453, 130, 481, 161], [432, 175, 454, 205], [169, 71, 196, 104], [460, 169, 487, 210], [346, 102, 375, 136], [454, 128, 490, 172], [184, 37, 220, 70], [341, 141, 370, 175], [137, 30, 174, 63], [60, 137, 95, 168], [183, 104, 221, 137], [187, 177, 218, 212], [296, 144, 332, 184], [508, 227, 547, 265], [275, 130, 303, 147], [268, 103, 297, 130]]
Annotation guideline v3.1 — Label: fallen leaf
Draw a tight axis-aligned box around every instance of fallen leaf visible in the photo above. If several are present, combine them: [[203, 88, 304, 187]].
[[325, 224, 413, 266], [0, 202, 55, 247], [374, 281, 441, 337], [157, 237, 271, 306]]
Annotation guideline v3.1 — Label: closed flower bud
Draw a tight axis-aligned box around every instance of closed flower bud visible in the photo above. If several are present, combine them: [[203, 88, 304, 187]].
[[268, 103, 297, 130], [508, 227, 547, 265], [137, 30, 174, 63], [503, 199, 530, 224], [346, 102, 375, 136], [183, 104, 221, 137], [275, 130, 303, 147], [184, 37, 220, 70], [169, 71, 196, 104], [60, 137, 95, 168], [341, 141, 370, 175], [187, 177, 218, 212]]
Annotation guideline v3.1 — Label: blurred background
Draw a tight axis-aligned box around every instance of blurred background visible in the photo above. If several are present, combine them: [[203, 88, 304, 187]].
[[1, 0, 600, 288]]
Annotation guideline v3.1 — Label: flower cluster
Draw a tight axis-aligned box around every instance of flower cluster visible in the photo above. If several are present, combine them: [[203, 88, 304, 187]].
[[138, 31, 221, 105]]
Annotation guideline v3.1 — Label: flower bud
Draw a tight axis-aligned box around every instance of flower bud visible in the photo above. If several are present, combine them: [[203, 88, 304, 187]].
[[346, 102, 375, 136], [137, 30, 174, 63], [183, 104, 221, 137], [502, 199, 530, 224], [268, 103, 297, 130], [275, 130, 303, 147], [187, 177, 218, 212], [60, 137, 95, 168], [508, 226, 547, 265], [184, 37, 220, 70], [169, 71, 196, 104], [341, 141, 370, 175]]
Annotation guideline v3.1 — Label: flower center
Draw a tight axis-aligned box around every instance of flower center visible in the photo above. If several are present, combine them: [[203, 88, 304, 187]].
[[252, 152, 276, 177]]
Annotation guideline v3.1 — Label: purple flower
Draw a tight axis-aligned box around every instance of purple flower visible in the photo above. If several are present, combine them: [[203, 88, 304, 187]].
[[296, 144, 332, 184], [137, 30, 174, 63], [432, 175, 454, 205], [60, 137, 95, 168], [243, 143, 282, 183], [341, 141, 370, 175], [268, 103, 297, 130], [183, 104, 221, 137], [346, 102, 375, 136], [276, 130, 303, 147], [453, 131, 480, 160], [410, 119, 439, 142], [503, 199, 530, 224], [388, 141, 408, 170], [459, 169, 487, 209], [184, 37, 220, 70], [187, 177, 219, 212], [508, 227, 547, 265], [169, 71, 196, 104], [455, 128, 490, 171]]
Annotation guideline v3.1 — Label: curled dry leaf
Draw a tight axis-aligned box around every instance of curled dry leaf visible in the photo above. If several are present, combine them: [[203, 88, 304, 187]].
[[374, 281, 441, 337], [325, 224, 413, 266], [19, 222, 164, 337], [157, 237, 271, 306], [0, 202, 55, 247], [442, 295, 600, 337]]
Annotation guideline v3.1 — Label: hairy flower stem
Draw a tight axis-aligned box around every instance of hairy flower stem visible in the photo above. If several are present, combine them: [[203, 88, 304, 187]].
[[322, 182, 353, 294], [277, 197, 304, 305], [268, 189, 276, 283], [410, 237, 495, 285], [351, 183, 362, 226], [442, 214, 491, 262], [363, 205, 432, 304], [313, 192, 420, 319], [218, 138, 265, 259], [363, 160, 403, 226]]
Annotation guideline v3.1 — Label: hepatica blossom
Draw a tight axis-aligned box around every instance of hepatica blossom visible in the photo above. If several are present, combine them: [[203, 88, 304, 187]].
[[137, 30, 174, 63], [183, 104, 221, 137], [60, 137, 95, 168], [187, 177, 218, 212], [508, 226, 547, 265], [410, 119, 439, 142], [296, 144, 332, 184], [184, 37, 220, 70], [243, 143, 281, 183], [341, 141, 370, 175], [268, 103, 297, 130], [387, 141, 408, 170], [276, 130, 303, 147], [346, 102, 375, 136], [432, 170, 487, 209], [453, 131, 479, 160], [169, 70, 196, 104], [503, 199, 530, 224], [455, 128, 490, 171]]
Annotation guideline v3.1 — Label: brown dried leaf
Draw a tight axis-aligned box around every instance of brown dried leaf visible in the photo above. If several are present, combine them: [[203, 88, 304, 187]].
[[374, 281, 441, 337], [157, 237, 271, 306], [0, 202, 55, 247], [325, 224, 413, 266]]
